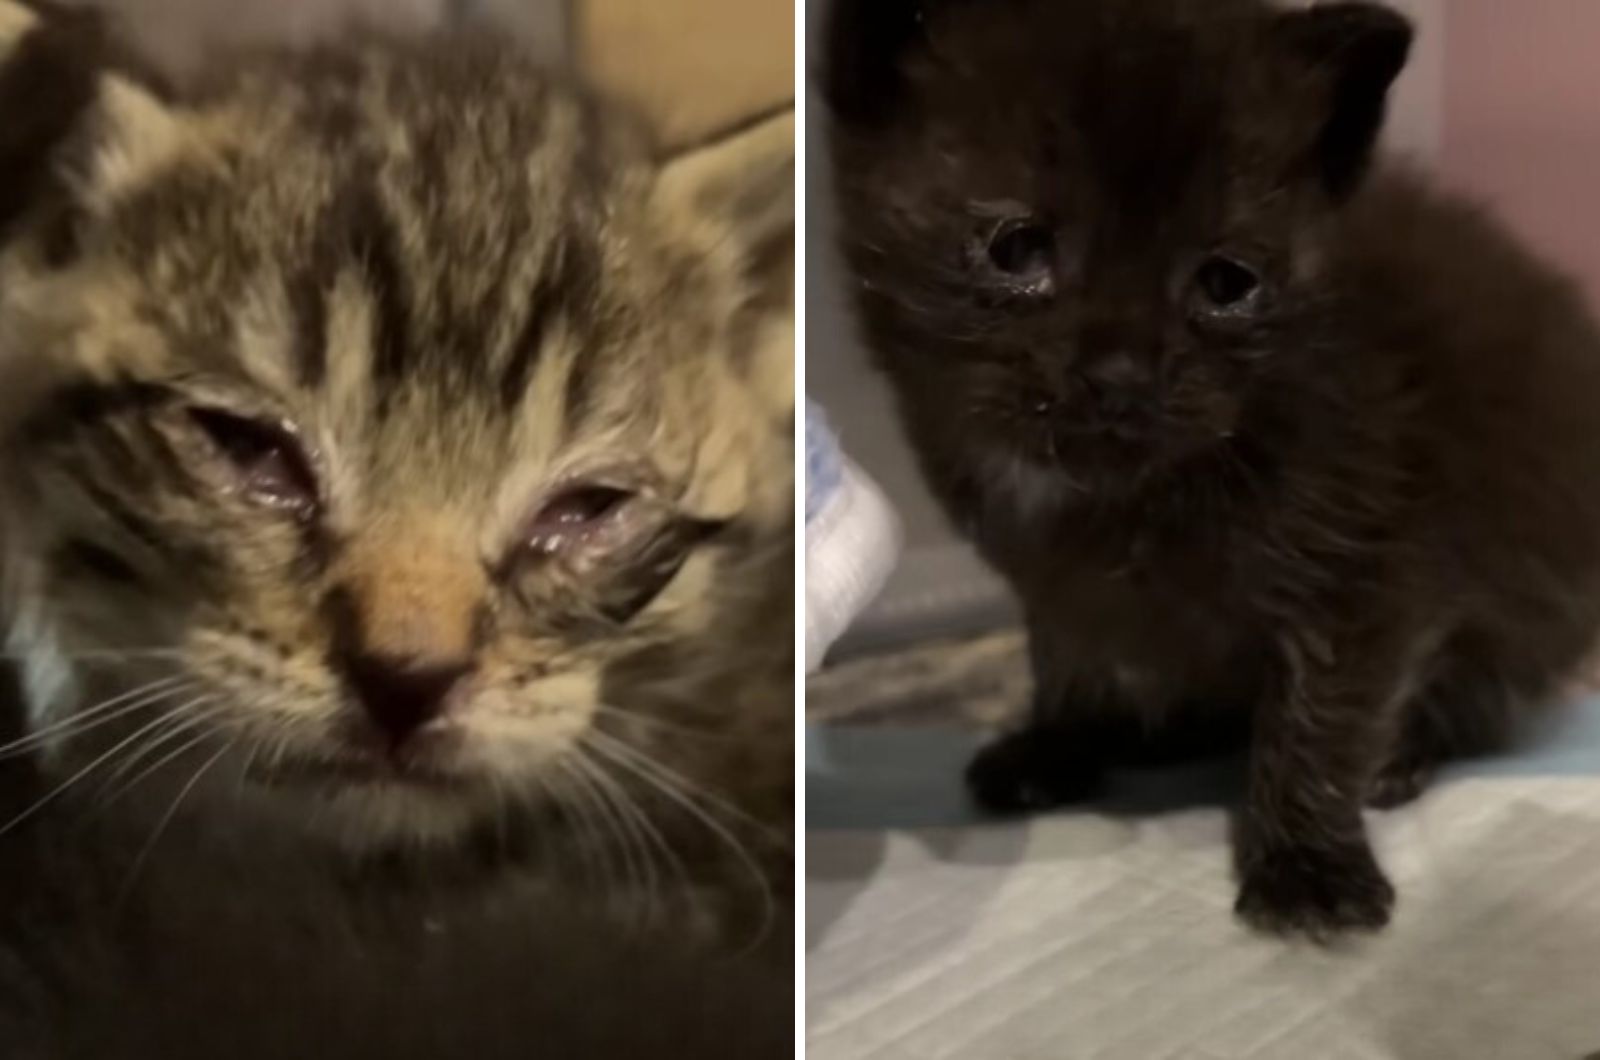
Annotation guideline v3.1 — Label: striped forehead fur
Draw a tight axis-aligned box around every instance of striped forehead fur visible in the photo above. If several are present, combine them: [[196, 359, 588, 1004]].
[[83, 38, 630, 419], [1, 19, 791, 516]]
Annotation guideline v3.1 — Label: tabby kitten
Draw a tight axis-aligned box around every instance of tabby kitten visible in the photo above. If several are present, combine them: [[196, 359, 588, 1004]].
[[0, 0, 793, 940], [824, 0, 1600, 937]]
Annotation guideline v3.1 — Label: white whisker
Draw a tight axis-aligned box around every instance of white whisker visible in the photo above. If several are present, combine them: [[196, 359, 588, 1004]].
[[93, 698, 225, 810], [586, 729, 790, 849], [233, 739, 263, 805], [594, 705, 728, 742], [552, 758, 621, 895], [582, 734, 776, 952], [0, 648, 184, 661], [86, 713, 195, 803], [0, 675, 194, 760], [116, 737, 237, 903], [569, 751, 659, 927], [0, 709, 194, 837], [578, 748, 691, 918]]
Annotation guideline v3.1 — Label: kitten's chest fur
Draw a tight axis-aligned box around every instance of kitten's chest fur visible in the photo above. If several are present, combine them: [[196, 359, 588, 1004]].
[[982, 478, 1272, 715]]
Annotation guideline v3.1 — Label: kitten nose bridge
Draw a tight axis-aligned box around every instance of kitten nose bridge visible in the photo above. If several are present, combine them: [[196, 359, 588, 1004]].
[[325, 517, 488, 741], [1076, 311, 1162, 392], [1077, 346, 1156, 392]]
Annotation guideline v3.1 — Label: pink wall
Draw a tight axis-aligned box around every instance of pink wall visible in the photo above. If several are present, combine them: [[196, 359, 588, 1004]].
[[1439, 1, 1600, 309]]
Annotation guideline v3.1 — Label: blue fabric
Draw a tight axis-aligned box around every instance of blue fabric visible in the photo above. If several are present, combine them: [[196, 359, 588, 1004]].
[[807, 694, 1600, 831], [805, 398, 843, 527]]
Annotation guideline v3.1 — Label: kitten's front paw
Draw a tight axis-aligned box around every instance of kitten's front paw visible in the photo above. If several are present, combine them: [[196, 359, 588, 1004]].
[[965, 729, 1102, 815], [1234, 840, 1395, 940]]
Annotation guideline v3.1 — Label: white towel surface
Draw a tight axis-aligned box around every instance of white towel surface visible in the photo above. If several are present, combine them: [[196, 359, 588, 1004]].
[[808, 775, 1600, 1059]]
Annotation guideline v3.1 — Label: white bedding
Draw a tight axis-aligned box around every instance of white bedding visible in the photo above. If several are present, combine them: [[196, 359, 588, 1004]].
[[808, 773, 1600, 1060]]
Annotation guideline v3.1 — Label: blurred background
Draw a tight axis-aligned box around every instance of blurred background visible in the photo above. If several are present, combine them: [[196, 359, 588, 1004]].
[[62, 0, 792, 150], [807, 0, 1600, 718]]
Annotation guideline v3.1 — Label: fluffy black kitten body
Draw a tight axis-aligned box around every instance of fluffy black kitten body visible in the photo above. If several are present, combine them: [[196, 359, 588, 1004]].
[[824, 0, 1600, 936]]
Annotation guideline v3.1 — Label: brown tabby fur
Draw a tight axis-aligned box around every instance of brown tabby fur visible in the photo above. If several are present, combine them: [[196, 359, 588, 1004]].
[[0, 0, 792, 1044]]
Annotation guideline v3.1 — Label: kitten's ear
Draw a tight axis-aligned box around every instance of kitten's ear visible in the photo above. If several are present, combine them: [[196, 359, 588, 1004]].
[[1276, 2, 1413, 200], [0, 0, 184, 244], [0, 0, 104, 241], [655, 107, 794, 421], [656, 107, 793, 277], [822, 0, 930, 124], [0, 0, 184, 430]]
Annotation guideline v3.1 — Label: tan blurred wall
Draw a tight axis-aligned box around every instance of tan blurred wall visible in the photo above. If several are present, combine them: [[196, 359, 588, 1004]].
[[68, 0, 793, 150], [577, 0, 792, 148]]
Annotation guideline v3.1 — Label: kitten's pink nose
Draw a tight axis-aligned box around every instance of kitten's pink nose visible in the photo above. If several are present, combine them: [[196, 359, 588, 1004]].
[[341, 651, 473, 745]]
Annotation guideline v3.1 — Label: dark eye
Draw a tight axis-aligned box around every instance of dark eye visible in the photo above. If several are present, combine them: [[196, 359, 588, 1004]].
[[189, 408, 318, 517], [524, 485, 633, 556], [1194, 255, 1263, 310], [985, 218, 1056, 288]]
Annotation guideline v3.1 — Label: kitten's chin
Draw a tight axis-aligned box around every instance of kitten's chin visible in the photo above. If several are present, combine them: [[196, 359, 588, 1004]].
[[226, 769, 508, 852], [1060, 419, 1231, 485], [261, 781, 492, 850], [236, 743, 529, 851], [979, 433, 1178, 502], [980, 425, 1230, 512], [228, 716, 583, 850]]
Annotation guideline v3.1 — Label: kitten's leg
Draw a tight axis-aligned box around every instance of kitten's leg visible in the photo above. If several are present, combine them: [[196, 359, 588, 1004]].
[[1233, 629, 1419, 938], [965, 626, 1136, 814], [1368, 643, 1519, 809], [1365, 746, 1435, 810], [967, 704, 1250, 812], [965, 713, 1132, 814], [1366, 699, 1454, 810]]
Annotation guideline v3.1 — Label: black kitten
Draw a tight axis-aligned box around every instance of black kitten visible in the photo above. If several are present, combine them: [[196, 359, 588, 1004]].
[[823, 0, 1600, 937]]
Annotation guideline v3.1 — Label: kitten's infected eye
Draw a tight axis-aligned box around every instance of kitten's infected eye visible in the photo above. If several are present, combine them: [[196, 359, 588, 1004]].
[[1194, 256, 1263, 311], [523, 485, 634, 556], [987, 220, 1055, 280], [970, 204, 1057, 296], [189, 408, 319, 518]]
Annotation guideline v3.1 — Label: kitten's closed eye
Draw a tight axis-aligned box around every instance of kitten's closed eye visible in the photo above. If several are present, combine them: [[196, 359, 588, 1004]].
[[189, 407, 319, 519]]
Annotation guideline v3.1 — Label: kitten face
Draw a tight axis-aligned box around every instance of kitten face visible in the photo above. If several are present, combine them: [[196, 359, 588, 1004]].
[[826, 0, 1409, 493], [0, 12, 793, 847]]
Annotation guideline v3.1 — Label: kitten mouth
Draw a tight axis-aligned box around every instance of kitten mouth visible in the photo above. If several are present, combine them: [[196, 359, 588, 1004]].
[[1057, 415, 1158, 445], [1094, 419, 1156, 443]]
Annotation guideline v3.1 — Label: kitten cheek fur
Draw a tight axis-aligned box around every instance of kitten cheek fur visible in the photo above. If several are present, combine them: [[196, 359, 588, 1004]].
[[0, 0, 794, 917], [827, 0, 1600, 939]]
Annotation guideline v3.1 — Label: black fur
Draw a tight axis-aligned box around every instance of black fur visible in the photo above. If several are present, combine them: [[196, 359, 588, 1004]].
[[825, 0, 1600, 938]]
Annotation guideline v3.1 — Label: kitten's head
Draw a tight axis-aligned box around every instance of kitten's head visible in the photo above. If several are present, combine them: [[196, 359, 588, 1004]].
[[0, 2, 793, 846], [824, 0, 1410, 494]]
